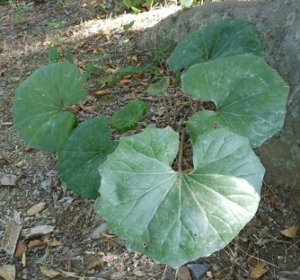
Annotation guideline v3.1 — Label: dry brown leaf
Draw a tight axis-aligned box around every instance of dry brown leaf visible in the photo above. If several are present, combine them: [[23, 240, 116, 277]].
[[26, 202, 46, 216], [87, 259, 103, 270], [117, 78, 131, 86], [92, 89, 111, 97], [280, 225, 299, 238], [28, 239, 45, 249], [44, 239, 62, 247], [14, 240, 27, 258], [177, 266, 192, 280], [40, 266, 61, 278], [251, 262, 268, 279], [0, 264, 16, 280]]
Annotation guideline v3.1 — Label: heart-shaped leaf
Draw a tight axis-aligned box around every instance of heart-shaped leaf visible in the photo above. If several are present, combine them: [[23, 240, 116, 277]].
[[13, 62, 87, 153], [97, 126, 265, 267], [168, 18, 264, 73], [111, 100, 147, 132], [184, 54, 289, 147], [146, 76, 170, 96], [58, 117, 117, 199]]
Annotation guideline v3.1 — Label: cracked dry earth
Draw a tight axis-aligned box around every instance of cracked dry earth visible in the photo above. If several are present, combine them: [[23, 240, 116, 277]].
[[0, 1, 300, 279]]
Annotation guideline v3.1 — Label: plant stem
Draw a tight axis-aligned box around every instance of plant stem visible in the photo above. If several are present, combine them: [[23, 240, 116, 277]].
[[163, 95, 172, 126], [178, 129, 185, 173]]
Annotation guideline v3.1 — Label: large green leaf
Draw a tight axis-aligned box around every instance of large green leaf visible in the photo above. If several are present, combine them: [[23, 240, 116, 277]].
[[13, 62, 87, 153], [97, 126, 265, 267], [58, 117, 117, 199], [183, 54, 289, 147], [111, 100, 147, 132], [167, 18, 264, 73]]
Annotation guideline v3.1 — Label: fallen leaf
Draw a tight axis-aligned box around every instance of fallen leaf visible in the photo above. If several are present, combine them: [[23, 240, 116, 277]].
[[280, 225, 299, 238], [0, 174, 17, 186], [44, 239, 62, 247], [0, 153, 10, 165], [14, 240, 27, 258], [251, 262, 268, 279], [92, 89, 111, 97], [40, 266, 60, 278], [177, 266, 192, 280], [21, 225, 54, 239], [0, 264, 16, 280], [28, 239, 45, 249], [87, 258, 103, 270], [26, 202, 46, 216]]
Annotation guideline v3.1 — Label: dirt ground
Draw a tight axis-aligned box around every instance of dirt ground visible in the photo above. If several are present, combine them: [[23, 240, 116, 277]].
[[0, 1, 299, 279]]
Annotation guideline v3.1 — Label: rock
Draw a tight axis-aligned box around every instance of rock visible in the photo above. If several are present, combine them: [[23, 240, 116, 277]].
[[187, 263, 209, 280], [138, 0, 300, 194]]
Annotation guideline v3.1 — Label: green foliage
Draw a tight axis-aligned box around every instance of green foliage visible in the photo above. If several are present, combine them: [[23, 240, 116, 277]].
[[122, 20, 135, 31], [168, 19, 264, 73], [12, 18, 289, 268], [107, 64, 158, 87], [58, 117, 117, 199], [146, 76, 170, 96], [122, 0, 155, 11], [13, 62, 87, 152], [183, 54, 289, 147], [48, 47, 59, 63], [111, 100, 147, 132], [97, 126, 264, 266], [47, 46, 74, 64], [180, 0, 194, 8]]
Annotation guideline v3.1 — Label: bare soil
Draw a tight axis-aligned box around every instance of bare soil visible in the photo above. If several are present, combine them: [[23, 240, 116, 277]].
[[0, 1, 299, 279]]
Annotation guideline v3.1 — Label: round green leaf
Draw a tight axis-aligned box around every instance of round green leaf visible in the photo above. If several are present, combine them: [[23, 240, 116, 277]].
[[97, 126, 265, 267], [58, 117, 117, 199], [183, 54, 289, 147], [111, 100, 147, 132], [13, 62, 87, 152], [167, 18, 264, 73]]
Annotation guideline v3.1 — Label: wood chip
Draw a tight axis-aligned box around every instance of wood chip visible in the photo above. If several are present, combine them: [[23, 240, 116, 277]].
[[0, 174, 17, 186], [26, 202, 46, 216], [1, 213, 22, 255], [21, 225, 54, 239], [0, 264, 16, 280], [280, 225, 299, 238]]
